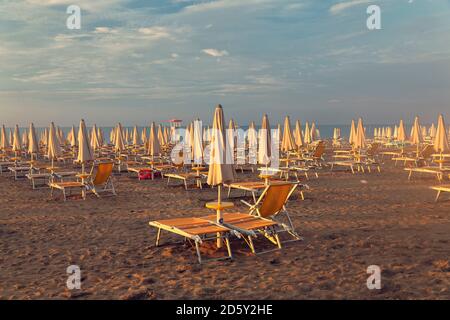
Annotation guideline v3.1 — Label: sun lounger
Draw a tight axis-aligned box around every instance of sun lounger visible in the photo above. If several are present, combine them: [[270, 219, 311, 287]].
[[404, 166, 450, 181], [164, 171, 206, 190], [0, 161, 15, 175], [8, 166, 31, 180], [26, 173, 51, 189], [149, 217, 233, 264], [430, 185, 450, 202], [204, 182, 302, 254]]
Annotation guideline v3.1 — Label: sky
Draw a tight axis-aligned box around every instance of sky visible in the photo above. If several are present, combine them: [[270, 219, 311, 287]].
[[1, 0, 450, 127]]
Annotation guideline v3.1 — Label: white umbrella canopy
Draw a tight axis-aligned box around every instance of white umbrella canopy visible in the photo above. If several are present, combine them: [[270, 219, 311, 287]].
[[294, 120, 303, 148], [9, 129, 13, 146], [393, 125, 398, 139], [192, 119, 203, 165], [429, 123, 436, 139], [132, 125, 141, 146], [114, 123, 125, 153], [247, 121, 258, 164], [397, 120, 407, 142], [90, 124, 101, 151], [354, 118, 366, 150], [386, 127, 392, 139], [164, 127, 170, 146], [148, 122, 161, 158], [304, 121, 312, 145], [1, 125, 10, 150], [227, 119, 236, 163], [97, 127, 104, 146], [348, 120, 356, 145], [77, 119, 94, 172], [410, 116, 422, 145], [157, 124, 166, 146], [12, 124, 22, 153], [47, 122, 62, 167], [22, 129, 29, 148], [28, 123, 39, 157], [433, 114, 449, 153], [310, 122, 317, 142], [141, 128, 148, 145], [258, 114, 272, 165], [69, 125, 77, 147], [281, 116, 295, 152]]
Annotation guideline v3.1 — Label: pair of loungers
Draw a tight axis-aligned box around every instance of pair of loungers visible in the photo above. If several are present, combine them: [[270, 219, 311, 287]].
[[49, 162, 116, 201], [149, 182, 302, 263]]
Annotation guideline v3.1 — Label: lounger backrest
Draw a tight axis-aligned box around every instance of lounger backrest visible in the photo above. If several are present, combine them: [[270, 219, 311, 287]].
[[258, 183, 295, 218], [367, 143, 380, 156], [313, 143, 325, 158], [421, 144, 434, 158], [93, 162, 113, 186]]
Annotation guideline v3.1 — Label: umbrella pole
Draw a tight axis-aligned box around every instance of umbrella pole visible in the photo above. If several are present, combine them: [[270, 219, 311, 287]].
[[217, 185, 223, 248]]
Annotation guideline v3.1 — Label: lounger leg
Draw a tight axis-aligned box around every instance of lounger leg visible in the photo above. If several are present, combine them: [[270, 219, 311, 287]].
[[156, 228, 162, 246], [247, 236, 255, 254], [435, 190, 441, 202], [225, 236, 232, 259], [300, 191, 304, 200], [195, 241, 202, 264], [184, 179, 188, 190], [227, 186, 231, 198]]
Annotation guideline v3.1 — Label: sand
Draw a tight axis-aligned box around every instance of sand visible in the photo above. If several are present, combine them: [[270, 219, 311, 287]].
[[1, 162, 449, 300]]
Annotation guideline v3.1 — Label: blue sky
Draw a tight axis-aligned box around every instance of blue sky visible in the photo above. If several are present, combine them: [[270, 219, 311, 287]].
[[1, 0, 450, 126]]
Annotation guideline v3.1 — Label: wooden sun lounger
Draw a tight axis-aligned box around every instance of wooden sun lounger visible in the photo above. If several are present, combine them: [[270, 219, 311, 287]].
[[0, 161, 15, 174], [225, 180, 306, 201], [404, 167, 450, 181], [8, 166, 31, 180], [49, 181, 86, 201], [164, 172, 206, 190], [431, 185, 450, 202], [26, 173, 51, 189], [149, 217, 233, 264]]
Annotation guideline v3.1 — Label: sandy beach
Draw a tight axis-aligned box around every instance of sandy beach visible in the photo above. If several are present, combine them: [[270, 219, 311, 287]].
[[1, 160, 449, 300]]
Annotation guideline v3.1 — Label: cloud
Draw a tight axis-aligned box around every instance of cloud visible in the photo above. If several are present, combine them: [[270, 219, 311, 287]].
[[138, 26, 172, 39], [94, 27, 118, 34], [25, 0, 126, 12], [329, 0, 371, 15], [182, 0, 274, 14], [202, 48, 229, 57]]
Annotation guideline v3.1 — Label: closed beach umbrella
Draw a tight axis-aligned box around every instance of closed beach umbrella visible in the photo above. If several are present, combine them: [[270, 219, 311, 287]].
[[227, 119, 235, 163], [429, 123, 436, 139], [114, 123, 125, 153], [294, 120, 303, 148], [248, 121, 258, 164], [22, 129, 29, 148], [258, 114, 271, 165], [193, 119, 203, 165], [47, 122, 62, 168], [410, 116, 422, 145], [90, 124, 101, 151], [397, 120, 407, 142], [132, 125, 141, 146], [310, 122, 317, 142], [69, 125, 77, 147], [354, 118, 366, 150], [77, 119, 94, 173], [148, 122, 160, 159], [12, 125, 21, 153], [349, 120, 356, 145], [304, 121, 312, 145], [433, 114, 449, 154], [281, 116, 295, 153], [207, 104, 235, 247], [141, 128, 147, 145], [1, 125, 10, 150], [28, 123, 39, 159], [157, 124, 165, 146], [164, 127, 170, 146]]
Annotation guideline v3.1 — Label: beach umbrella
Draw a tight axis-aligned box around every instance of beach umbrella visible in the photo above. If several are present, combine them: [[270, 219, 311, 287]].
[[97, 127, 104, 146], [349, 120, 356, 145], [9, 129, 13, 146], [258, 114, 271, 165], [393, 125, 398, 139], [189, 122, 195, 151], [386, 127, 392, 140], [354, 118, 366, 150], [429, 123, 436, 139], [164, 127, 170, 146], [132, 125, 141, 147], [373, 128, 378, 139], [12, 125, 22, 155], [114, 123, 125, 153], [248, 121, 258, 164], [77, 119, 94, 173], [207, 104, 235, 247], [90, 124, 101, 151], [141, 128, 147, 145], [397, 120, 407, 143], [157, 124, 165, 146], [1, 125, 10, 150], [22, 129, 29, 148], [410, 116, 422, 156], [68, 125, 77, 147], [433, 114, 449, 154], [28, 123, 39, 160], [304, 121, 312, 145], [148, 122, 161, 160], [294, 120, 303, 148], [193, 119, 203, 165], [47, 122, 61, 169], [281, 116, 295, 153], [227, 119, 236, 163], [310, 122, 317, 142]]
